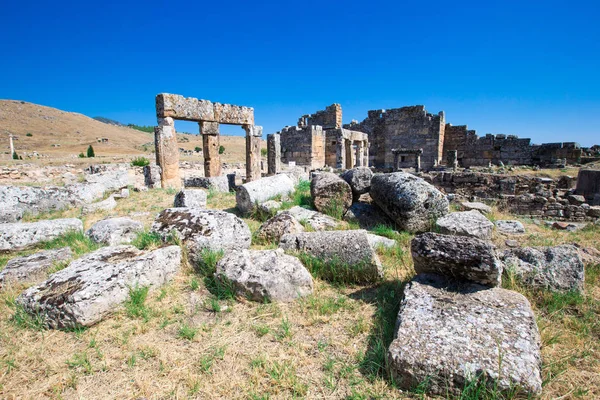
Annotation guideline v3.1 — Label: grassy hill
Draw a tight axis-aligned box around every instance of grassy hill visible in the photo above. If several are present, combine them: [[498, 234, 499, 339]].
[[0, 100, 259, 163]]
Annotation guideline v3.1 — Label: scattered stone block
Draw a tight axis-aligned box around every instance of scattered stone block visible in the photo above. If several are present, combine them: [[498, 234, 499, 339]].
[[279, 230, 383, 283], [388, 274, 542, 397], [16, 245, 181, 329], [215, 249, 313, 302], [0, 248, 72, 287], [86, 217, 144, 246], [236, 174, 295, 215], [258, 200, 282, 214], [151, 208, 251, 261], [0, 218, 83, 251], [174, 189, 207, 208], [310, 172, 352, 216], [279, 206, 341, 231], [184, 176, 229, 193], [575, 169, 600, 205], [370, 172, 448, 233], [495, 220, 525, 234], [343, 202, 393, 229], [460, 201, 492, 215], [435, 210, 494, 240], [411, 232, 503, 287], [340, 167, 373, 200], [501, 245, 585, 292], [82, 195, 117, 214], [256, 213, 304, 243]]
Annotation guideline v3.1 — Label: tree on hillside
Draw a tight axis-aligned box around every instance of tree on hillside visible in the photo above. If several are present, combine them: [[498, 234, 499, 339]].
[[12, 151, 18, 160], [87, 145, 95, 157]]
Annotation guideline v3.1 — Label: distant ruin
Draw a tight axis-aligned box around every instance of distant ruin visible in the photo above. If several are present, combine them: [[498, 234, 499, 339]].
[[154, 93, 262, 188]]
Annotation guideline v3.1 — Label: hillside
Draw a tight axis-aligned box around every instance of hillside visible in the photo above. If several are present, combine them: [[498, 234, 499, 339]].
[[0, 100, 257, 163]]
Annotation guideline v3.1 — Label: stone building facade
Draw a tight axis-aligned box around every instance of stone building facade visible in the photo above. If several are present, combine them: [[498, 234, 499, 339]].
[[344, 106, 446, 170]]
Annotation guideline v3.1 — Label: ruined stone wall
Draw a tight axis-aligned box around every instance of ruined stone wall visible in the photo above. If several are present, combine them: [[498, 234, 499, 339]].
[[279, 125, 325, 169], [443, 124, 582, 167], [298, 104, 342, 130], [428, 171, 597, 221], [345, 106, 445, 170], [324, 129, 369, 168]]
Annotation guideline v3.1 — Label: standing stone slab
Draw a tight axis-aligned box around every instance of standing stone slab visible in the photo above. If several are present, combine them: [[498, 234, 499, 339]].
[[435, 210, 494, 240], [576, 169, 600, 205], [151, 208, 251, 261], [501, 245, 585, 292], [340, 167, 373, 199], [143, 165, 162, 189], [0, 218, 83, 251], [279, 230, 383, 283], [174, 189, 207, 208], [267, 133, 281, 175], [215, 249, 313, 302], [16, 245, 181, 329], [0, 248, 72, 288], [387, 274, 542, 397], [236, 174, 295, 215], [310, 172, 352, 215], [370, 172, 449, 233], [411, 233, 503, 287], [85, 217, 144, 246]]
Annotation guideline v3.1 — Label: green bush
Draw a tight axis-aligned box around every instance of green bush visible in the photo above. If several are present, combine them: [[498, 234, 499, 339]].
[[78, 153, 86, 158], [194, 146, 202, 153], [131, 157, 150, 167], [219, 145, 225, 154], [26, 133, 33, 137], [87, 145, 95, 158], [261, 148, 267, 157], [12, 151, 19, 160]]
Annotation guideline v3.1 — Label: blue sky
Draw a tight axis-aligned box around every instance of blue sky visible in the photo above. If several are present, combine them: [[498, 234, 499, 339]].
[[1, 0, 599, 145]]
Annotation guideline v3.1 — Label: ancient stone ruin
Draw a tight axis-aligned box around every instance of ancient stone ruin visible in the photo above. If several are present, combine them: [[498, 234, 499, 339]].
[[154, 93, 262, 188]]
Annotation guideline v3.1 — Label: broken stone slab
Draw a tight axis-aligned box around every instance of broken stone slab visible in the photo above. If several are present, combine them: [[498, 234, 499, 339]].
[[340, 167, 373, 200], [411, 232, 503, 287], [0, 207, 23, 223], [501, 245, 584, 292], [343, 202, 394, 229], [215, 249, 313, 302], [256, 213, 305, 243], [460, 201, 492, 215], [236, 174, 295, 215], [82, 195, 117, 215], [85, 217, 144, 246], [278, 206, 342, 231], [366, 234, 396, 249], [151, 208, 251, 261], [435, 210, 494, 240], [0, 185, 82, 215], [387, 273, 542, 397], [84, 167, 130, 191], [16, 245, 181, 329], [66, 182, 109, 204], [0, 247, 72, 288], [184, 176, 229, 193], [370, 172, 449, 233], [0, 218, 83, 251], [495, 220, 526, 234], [143, 164, 161, 189], [310, 172, 352, 216], [279, 230, 383, 283], [174, 189, 207, 208]]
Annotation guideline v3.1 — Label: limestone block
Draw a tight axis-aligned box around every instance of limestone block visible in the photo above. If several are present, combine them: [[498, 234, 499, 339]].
[[310, 172, 352, 215], [0, 218, 83, 251], [0, 247, 73, 288], [85, 217, 144, 246], [435, 210, 494, 240], [236, 174, 295, 215], [256, 213, 305, 243], [174, 189, 207, 208]]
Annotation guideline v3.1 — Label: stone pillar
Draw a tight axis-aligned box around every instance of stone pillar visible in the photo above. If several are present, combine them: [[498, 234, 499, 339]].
[[345, 140, 353, 169], [355, 142, 364, 167], [200, 121, 221, 177], [9, 134, 15, 155], [154, 117, 181, 189], [267, 133, 281, 175], [244, 124, 262, 182], [415, 154, 421, 173], [363, 141, 369, 167], [447, 150, 458, 171]]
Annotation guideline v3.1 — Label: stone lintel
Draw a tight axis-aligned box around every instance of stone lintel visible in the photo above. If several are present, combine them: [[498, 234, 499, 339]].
[[156, 93, 254, 125]]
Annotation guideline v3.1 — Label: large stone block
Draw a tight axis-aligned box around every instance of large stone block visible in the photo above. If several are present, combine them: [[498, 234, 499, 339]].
[[174, 189, 207, 208], [236, 174, 295, 215], [435, 210, 494, 240], [575, 169, 600, 205], [411, 232, 503, 287], [310, 172, 352, 215], [340, 167, 373, 199], [0, 247, 72, 288], [156, 93, 254, 125], [85, 217, 144, 246], [0, 218, 83, 251], [16, 246, 181, 329], [370, 172, 449, 233], [388, 274, 542, 396]]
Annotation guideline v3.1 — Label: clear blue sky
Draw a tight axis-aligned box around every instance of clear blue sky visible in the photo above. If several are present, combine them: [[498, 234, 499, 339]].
[[1, 0, 599, 146]]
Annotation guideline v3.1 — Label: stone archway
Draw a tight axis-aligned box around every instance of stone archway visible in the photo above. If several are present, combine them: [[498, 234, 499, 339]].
[[154, 93, 263, 188]]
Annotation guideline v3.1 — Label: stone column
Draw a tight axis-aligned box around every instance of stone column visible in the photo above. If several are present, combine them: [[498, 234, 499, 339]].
[[154, 117, 181, 189], [363, 141, 369, 167], [415, 154, 421, 173], [345, 140, 353, 169], [356, 142, 365, 167], [447, 150, 458, 171], [200, 121, 221, 177], [267, 133, 281, 175], [244, 124, 262, 182], [9, 134, 15, 155]]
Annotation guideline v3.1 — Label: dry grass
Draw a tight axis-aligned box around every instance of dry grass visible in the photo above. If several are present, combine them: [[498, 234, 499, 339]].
[[0, 187, 599, 399]]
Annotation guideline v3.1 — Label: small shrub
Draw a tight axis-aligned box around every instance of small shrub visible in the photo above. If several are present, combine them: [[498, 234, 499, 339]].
[[12, 151, 19, 160], [87, 145, 95, 158], [261, 148, 267, 157], [178, 324, 198, 340], [26, 133, 32, 137], [131, 156, 150, 167], [194, 146, 202, 153], [78, 152, 86, 158], [218, 145, 225, 154]]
